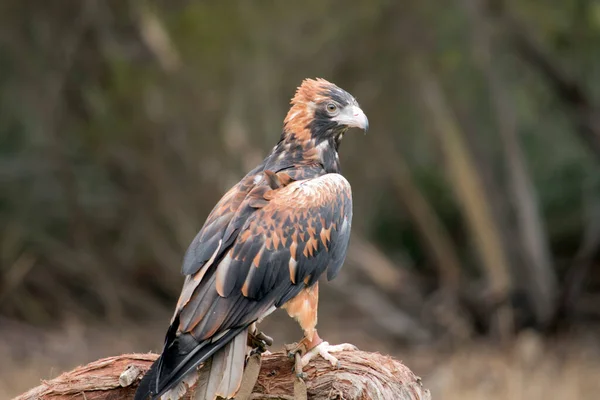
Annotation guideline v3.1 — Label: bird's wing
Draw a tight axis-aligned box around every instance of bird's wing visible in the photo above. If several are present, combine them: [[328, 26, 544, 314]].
[[154, 172, 352, 396], [180, 170, 260, 277]]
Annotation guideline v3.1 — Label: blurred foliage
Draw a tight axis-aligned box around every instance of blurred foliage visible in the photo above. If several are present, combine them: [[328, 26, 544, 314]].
[[0, 0, 599, 340]]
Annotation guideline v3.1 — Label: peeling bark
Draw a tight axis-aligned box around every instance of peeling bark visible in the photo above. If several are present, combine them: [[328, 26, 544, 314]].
[[15, 351, 430, 400]]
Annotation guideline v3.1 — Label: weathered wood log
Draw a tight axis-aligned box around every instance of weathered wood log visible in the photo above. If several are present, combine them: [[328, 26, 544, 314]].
[[15, 350, 430, 400]]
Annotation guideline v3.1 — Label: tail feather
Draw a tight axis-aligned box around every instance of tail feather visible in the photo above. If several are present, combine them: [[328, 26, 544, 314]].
[[134, 325, 250, 400], [159, 370, 199, 400], [212, 330, 248, 399], [134, 355, 161, 400], [159, 329, 248, 400]]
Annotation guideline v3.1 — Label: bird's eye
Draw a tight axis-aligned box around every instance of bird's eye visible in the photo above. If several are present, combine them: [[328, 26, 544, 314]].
[[326, 103, 338, 114]]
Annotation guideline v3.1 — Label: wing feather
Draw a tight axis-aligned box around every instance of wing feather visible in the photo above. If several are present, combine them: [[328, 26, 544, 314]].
[[152, 172, 352, 397]]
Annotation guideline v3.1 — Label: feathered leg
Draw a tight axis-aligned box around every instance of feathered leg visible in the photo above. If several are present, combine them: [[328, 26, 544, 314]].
[[282, 282, 356, 373]]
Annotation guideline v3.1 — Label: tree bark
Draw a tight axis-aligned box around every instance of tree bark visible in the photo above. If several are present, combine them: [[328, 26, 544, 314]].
[[15, 351, 430, 400]]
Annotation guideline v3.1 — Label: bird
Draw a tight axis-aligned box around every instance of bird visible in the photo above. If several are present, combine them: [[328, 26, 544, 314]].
[[134, 78, 369, 400]]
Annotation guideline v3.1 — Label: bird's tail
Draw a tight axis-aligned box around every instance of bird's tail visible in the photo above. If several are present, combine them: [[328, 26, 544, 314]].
[[136, 328, 249, 400], [189, 328, 248, 400]]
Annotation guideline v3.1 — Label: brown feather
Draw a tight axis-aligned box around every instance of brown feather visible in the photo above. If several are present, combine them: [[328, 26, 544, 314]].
[[215, 251, 233, 297], [282, 282, 319, 341], [283, 78, 337, 142], [320, 226, 332, 250], [289, 257, 298, 284], [276, 171, 294, 187]]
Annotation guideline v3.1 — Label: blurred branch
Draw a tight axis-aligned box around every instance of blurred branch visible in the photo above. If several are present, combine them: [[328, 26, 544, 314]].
[[462, 0, 557, 327], [222, 74, 265, 175], [556, 175, 600, 326], [412, 61, 514, 339], [374, 140, 474, 339], [44, 0, 96, 249], [488, 0, 600, 160], [376, 141, 462, 292], [340, 235, 431, 343], [0, 253, 35, 306], [135, 3, 181, 73], [346, 235, 413, 294], [331, 272, 431, 343]]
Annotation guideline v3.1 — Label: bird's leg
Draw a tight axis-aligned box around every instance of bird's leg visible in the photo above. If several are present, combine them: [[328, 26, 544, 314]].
[[285, 333, 318, 379], [285, 331, 320, 357], [298, 331, 357, 369], [283, 283, 357, 374], [247, 323, 273, 356]]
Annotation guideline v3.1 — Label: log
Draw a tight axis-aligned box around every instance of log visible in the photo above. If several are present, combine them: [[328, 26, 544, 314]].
[[15, 350, 430, 400]]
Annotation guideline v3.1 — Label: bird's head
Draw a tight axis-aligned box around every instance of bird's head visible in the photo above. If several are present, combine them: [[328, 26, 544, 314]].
[[283, 78, 368, 145]]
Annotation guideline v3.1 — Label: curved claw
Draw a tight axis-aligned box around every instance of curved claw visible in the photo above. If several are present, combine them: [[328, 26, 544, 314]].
[[295, 371, 307, 379], [294, 352, 307, 380], [255, 331, 274, 346], [248, 326, 273, 354], [285, 340, 309, 359]]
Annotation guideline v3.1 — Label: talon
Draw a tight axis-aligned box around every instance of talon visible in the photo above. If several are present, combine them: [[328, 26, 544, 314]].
[[248, 326, 273, 354], [296, 371, 307, 379], [294, 352, 306, 380], [285, 341, 308, 359], [256, 332, 274, 346], [250, 346, 267, 357]]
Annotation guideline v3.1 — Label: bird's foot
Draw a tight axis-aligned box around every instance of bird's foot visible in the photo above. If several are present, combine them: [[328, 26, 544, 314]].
[[285, 331, 357, 375], [284, 342, 308, 379], [285, 338, 310, 359], [248, 323, 273, 356], [300, 342, 357, 369]]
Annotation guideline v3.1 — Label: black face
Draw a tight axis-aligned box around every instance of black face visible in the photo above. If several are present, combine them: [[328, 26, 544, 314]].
[[307, 87, 358, 143]]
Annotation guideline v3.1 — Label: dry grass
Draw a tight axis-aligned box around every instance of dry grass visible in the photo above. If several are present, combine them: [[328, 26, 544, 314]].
[[423, 331, 600, 400], [2, 317, 599, 400]]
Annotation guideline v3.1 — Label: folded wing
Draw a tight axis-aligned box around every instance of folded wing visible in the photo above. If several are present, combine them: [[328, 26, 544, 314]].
[[152, 172, 353, 397]]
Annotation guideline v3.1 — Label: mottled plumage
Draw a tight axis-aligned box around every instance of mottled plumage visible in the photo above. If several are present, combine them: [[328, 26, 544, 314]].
[[135, 78, 368, 400]]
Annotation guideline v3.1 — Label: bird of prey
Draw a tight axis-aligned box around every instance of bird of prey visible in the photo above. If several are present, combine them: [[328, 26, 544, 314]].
[[135, 78, 369, 400]]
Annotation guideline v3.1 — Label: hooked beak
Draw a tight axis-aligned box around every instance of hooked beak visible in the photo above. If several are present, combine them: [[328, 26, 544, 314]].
[[334, 105, 369, 132]]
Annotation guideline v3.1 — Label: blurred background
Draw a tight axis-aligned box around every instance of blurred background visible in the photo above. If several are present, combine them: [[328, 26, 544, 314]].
[[1, 0, 600, 398]]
